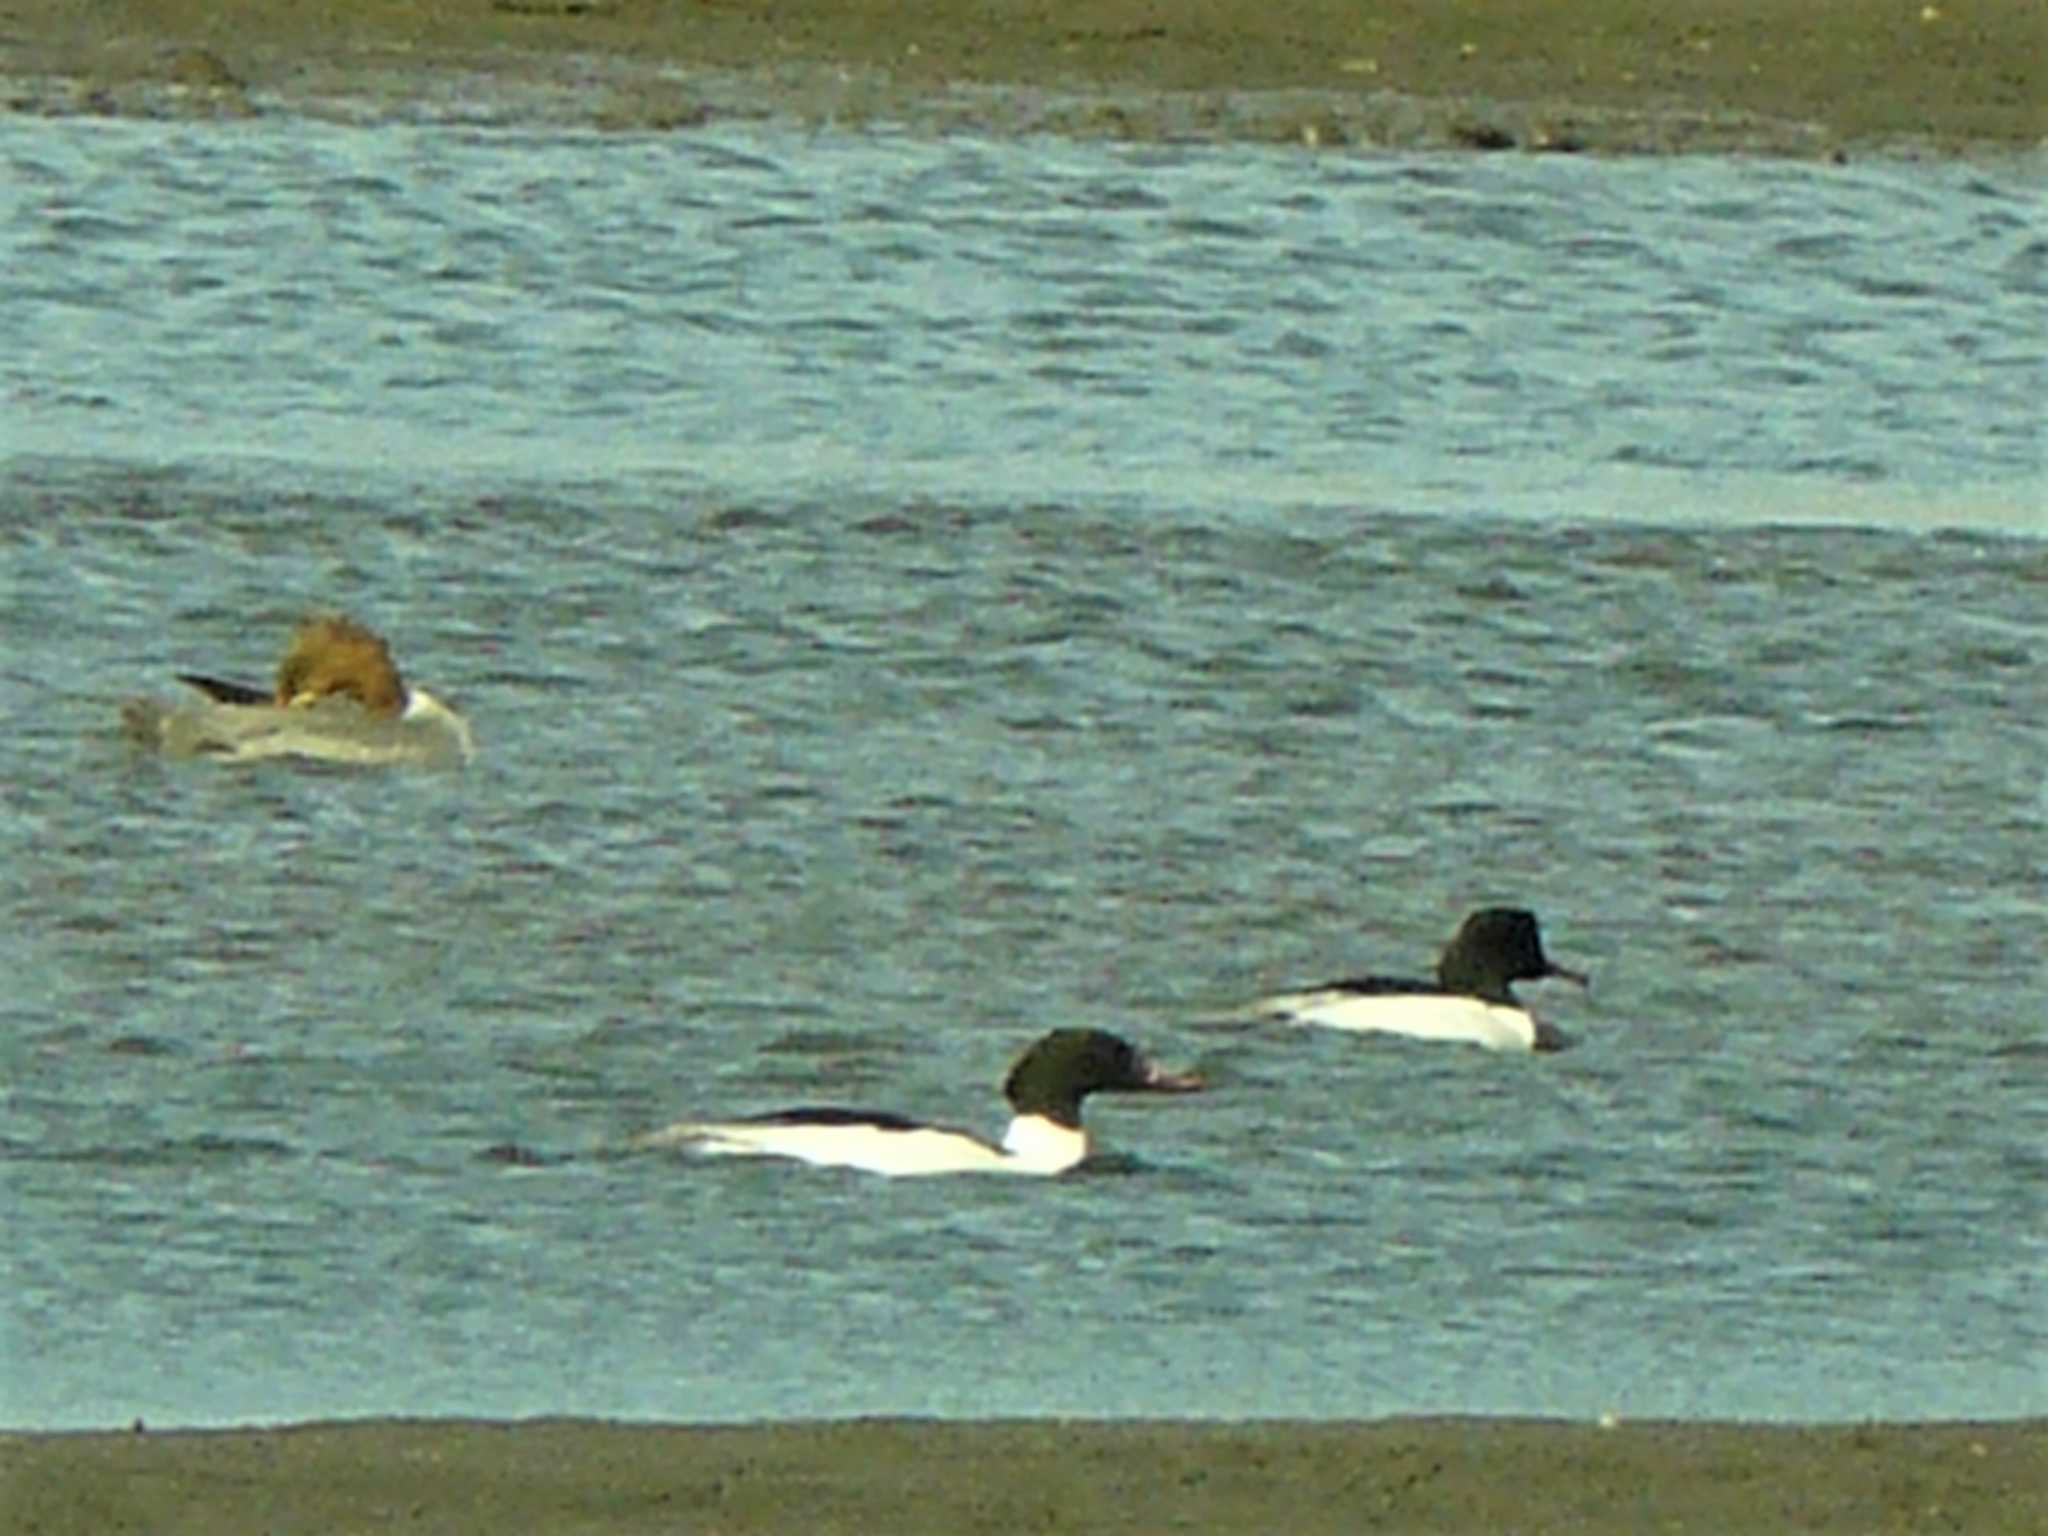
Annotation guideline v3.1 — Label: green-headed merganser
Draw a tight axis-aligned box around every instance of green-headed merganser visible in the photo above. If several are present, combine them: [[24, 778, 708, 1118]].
[[1257, 907, 1588, 1051], [632, 1029, 1204, 1176]]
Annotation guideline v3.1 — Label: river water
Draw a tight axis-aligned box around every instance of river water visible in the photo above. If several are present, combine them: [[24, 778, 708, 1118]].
[[2, 115, 2043, 1430]]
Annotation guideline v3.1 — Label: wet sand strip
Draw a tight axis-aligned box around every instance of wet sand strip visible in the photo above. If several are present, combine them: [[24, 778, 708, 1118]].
[[2, 0, 2043, 152], [5, 1416, 2045, 1534]]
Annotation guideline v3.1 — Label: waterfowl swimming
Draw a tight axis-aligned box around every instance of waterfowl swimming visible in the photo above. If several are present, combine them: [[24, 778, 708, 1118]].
[[1257, 907, 1588, 1052], [631, 1029, 1205, 1177], [121, 613, 475, 768]]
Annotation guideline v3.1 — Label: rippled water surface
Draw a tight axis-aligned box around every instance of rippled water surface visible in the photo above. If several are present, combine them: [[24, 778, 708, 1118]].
[[2, 116, 2044, 1430]]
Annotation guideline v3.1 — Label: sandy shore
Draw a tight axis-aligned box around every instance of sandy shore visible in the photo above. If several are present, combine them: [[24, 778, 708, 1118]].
[[2, 0, 2043, 152], [5, 1416, 2045, 1533]]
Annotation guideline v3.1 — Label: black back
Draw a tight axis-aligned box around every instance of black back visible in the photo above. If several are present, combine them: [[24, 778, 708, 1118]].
[[742, 1107, 925, 1131], [1316, 973, 1445, 998], [179, 674, 270, 706]]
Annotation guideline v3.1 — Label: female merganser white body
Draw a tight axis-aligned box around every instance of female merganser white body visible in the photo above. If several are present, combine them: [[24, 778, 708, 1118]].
[[1257, 907, 1588, 1052], [121, 613, 475, 768], [632, 1029, 1204, 1177]]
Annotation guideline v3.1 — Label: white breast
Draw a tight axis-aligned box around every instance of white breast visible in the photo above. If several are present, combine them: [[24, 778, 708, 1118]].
[[400, 688, 477, 764], [997, 1114, 1089, 1175]]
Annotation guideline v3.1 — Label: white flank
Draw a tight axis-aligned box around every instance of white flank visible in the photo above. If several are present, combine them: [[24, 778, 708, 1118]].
[[142, 689, 475, 768], [1262, 990, 1541, 1052], [632, 1114, 1089, 1178]]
